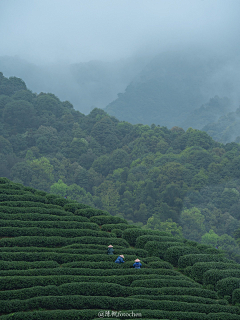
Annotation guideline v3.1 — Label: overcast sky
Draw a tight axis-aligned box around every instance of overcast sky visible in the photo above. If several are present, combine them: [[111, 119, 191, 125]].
[[0, 0, 240, 64]]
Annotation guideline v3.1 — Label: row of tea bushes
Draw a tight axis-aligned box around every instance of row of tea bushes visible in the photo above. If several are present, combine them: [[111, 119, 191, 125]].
[[0, 268, 183, 278], [203, 269, 240, 286], [0, 284, 228, 305], [123, 228, 173, 246], [178, 254, 234, 269], [1, 295, 239, 315], [189, 262, 240, 282], [0, 260, 59, 270], [2, 309, 240, 320], [0, 211, 89, 221], [136, 235, 182, 249], [0, 201, 62, 209], [0, 219, 99, 230], [0, 227, 113, 238], [0, 235, 129, 247], [0, 252, 137, 264], [101, 223, 138, 231], [0, 273, 180, 290], [0, 266, 177, 278], [89, 215, 127, 225]]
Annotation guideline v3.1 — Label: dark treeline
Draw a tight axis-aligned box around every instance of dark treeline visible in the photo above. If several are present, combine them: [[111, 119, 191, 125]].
[[1, 73, 240, 260]]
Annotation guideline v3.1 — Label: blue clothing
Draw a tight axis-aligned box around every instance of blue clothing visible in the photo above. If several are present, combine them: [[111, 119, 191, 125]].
[[133, 262, 142, 269], [115, 256, 125, 263]]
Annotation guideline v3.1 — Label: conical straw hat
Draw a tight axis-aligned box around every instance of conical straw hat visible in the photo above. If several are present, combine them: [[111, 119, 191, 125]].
[[135, 259, 140, 262], [120, 255, 125, 258], [108, 245, 113, 247]]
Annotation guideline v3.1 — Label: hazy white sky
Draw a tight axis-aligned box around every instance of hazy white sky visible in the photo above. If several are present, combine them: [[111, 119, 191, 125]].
[[0, 0, 240, 64]]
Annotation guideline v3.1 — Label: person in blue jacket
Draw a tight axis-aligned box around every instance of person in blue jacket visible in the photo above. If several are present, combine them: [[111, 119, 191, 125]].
[[115, 254, 125, 263], [107, 245, 114, 255], [133, 258, 142, 269]]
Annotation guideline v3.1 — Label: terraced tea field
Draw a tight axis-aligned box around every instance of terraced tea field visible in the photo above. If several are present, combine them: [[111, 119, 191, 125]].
[[0, 177, 240, 319]]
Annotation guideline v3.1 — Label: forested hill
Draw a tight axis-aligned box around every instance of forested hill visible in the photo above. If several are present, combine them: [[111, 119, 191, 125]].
[[1, 178, 240, 319], [1, 72, 240, 261]]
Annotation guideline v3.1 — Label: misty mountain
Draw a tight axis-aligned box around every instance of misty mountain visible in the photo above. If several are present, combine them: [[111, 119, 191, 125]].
[[180, 96, 232, 130], [0, 55, 148, 114], [105, 51, 239, 129], [202, 107, 240, 144]]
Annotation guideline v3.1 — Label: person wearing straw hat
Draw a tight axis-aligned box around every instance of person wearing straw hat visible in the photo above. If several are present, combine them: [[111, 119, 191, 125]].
[[115, 255, 125, 263], [133, 258, 142, 269], [107, 245, 114, 255]]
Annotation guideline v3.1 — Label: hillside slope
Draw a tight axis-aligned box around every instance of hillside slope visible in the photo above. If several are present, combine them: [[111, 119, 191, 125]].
[[0, 178, 240, 319], [105, 51, 238, 129], [1, 72, 240, 259]]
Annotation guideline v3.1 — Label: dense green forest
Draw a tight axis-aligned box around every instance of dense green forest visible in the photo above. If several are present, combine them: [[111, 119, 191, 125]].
[[2, 72, 240, 261], [1, 177, 240, 319]]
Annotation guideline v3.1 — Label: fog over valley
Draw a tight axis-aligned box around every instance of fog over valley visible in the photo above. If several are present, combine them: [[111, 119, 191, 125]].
[[1, 0, 240, 139]]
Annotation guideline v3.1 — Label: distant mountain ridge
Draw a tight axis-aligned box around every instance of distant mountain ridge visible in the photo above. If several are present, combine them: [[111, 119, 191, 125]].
[[0, 55, 148, 114], [105, 51, 240, 130]]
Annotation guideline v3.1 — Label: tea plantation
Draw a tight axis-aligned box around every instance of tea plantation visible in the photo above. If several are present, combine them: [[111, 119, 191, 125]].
[[1, 177, 240, 319]]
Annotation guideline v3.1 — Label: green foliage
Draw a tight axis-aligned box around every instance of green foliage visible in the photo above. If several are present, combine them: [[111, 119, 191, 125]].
[[203, 269, 240, 286], [146, 217, 183, 237], [89, 215, 127, 225], [144, 241, 185, 258], [190, 262, 240, 283], [164, 246, 200, 267], [180, 207, 206, 242], [178, 254, 232, 269], [136, 235, 181, 249], [216, 277, 240, 298], [123, 228, 171, 246]]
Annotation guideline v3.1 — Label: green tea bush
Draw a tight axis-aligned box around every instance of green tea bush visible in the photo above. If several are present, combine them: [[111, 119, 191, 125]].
[[0, 309, 207, 320], [144, 240, 185, 258], [75, 208, 110, 218], [203, 269, 240, 286], [136, 235, 181, 249], [63, 203, 90, 213], [0, 194, 46, 203], [0, 219, 99, 230], [206, 313, 240, 319], [1, 295, 239, 315], [101, 223, 136, 231], [216, 277, 240, 298], [130, 278, 200, 288], [178, 254, 232, 269], [0, 252, 136, 264], [0, 227, 111, 238], [0, 206, 73, 216], [0, 212, 88, 221], [147, 261, 173, 269], [232, 288, 240, 305], [1, 267, 179, 278], [0, 201, 61, 209], [0, 273, 173, 290], [0, 282, 131, 301], [0, 188, 26, 195], [156, 287, 218, 299], [128, 295, 228, 305], [0, 177, 12, 184], [0, 236, 129, 247], [191, 262, 240, 282], [0, 260, 59, 270], [164, 246, 200, 267], [90, 215, 127, 225], [111, 228, 123, 237], [184, 266, 193, 276], [123, 229, 172, 246]]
